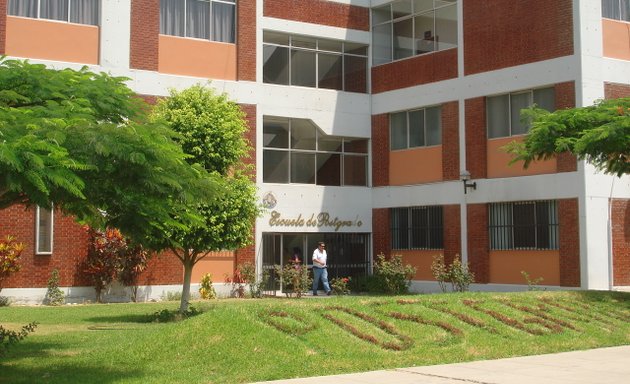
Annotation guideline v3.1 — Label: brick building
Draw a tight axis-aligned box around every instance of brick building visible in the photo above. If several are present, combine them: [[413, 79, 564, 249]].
[[0, 0, 628, 303]]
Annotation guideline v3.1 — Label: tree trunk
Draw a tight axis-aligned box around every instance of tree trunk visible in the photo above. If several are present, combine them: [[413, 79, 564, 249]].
[[179, 255, 194, 313]]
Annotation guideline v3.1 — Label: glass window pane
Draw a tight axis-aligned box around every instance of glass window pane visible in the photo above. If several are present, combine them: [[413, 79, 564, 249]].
[[187, 0, 210, 39], [392, 208, 409, 249], [408, 110, 425, 147], [292, 36, 317, 49], [291, 119, 316, 150], [344, 55, 367, 93], [263, 150, 289, 183], [343, 155, 367, 186], [413, 0, 433, 13], [390, 112, 408, 150], [414, 12, 436, 54], [394, 18, 414, 60], [319, 39, 343, 52], [533, 87, 555, 112], [263, 118, 289, 148], [316, 153, 341, 186], [426, 106, 442, 145], [9, 0, 38, 17], [212, 1, 235, 43], [373, 23, 393, 65], [435, 3, 457, 51], [70, 0, 99, 25], [344, 138, 368, 154], [510, 92, 532, 136], [291, 49, 316, 87], [602, 0, 620, 19], [37, 207, 53, 254], [487, 94, 509, 138], [41, 0, 69, 21], [263, 45, 289, 85], [392, 0, 412, 19], [372, 4, 391, 24], [160, 0, 185, 36], [513, 203, 536, 249], [622, 0, 630, 21], [318, 53, 343, 90], [291, 152, 316, 184], [344, 42, 368, 56], [411, 207, 428, 249], [318, 135, 343, 152], [263, 31, 289, 45]]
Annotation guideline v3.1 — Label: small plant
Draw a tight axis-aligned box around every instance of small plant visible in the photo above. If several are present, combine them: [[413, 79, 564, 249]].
[[151, 305, 201, 323], [0, 296, 9, 307], [330, 277, 351, 295], [371, 253, 416, 295], [163, 291, 183, 301], [521, 271, 545, 291], [225, 268, 246, 298], [431, 254, 475, 293], [0, 322, 37, 356], [117, 244, 149, 302], [199, 273, 217, 300], [44, 269, 65, 306], [239, 262, 268, 298], [274, 262, 312, 298], [0, 235, 24, 295]]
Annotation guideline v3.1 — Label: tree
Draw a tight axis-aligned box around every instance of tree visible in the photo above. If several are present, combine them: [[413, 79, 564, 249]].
[[0, 58, 218, 247], [151, 85, 259, 313], [507, 97, 630, 176]]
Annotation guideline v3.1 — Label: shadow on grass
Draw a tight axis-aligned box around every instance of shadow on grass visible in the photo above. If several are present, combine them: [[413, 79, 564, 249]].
[[83, 314, 155, 324], [1, 342, 145, 384]]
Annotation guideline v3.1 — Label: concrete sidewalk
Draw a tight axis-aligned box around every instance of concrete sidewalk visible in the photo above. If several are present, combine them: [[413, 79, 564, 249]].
[[252, 345, 630, 384]]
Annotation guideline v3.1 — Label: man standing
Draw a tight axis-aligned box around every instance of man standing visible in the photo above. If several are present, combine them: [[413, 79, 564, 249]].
[[312, 241, 332, 296]]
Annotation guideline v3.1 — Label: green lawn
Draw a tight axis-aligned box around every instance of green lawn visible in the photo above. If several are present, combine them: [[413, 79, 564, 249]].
[[1, 290, 629, 384]]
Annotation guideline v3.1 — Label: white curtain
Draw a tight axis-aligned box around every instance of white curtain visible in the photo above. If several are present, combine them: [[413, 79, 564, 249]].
[[8, 0, 99, 25], [70, 0, 99, 25], [40, 0, 68, 22], [187, 0, 210, 39], [212, 1, 235, 43], [160, 0, 185, 36], [8, 0, 38, 17]]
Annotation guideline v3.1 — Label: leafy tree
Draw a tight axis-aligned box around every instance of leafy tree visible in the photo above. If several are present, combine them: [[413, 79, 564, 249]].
[[0, 58, 218, 247], [507, 97, 630, 176], [151, 85, 259, 313]]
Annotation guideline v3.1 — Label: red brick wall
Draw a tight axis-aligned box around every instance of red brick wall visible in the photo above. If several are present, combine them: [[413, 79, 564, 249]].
[[559, 198, 580, 287], [372, 208, 391, 258], [130, 0, 159, 71], [605, 82, 630, 99], [238, 0, 256, 81], [612, 199, 630, 286], [371, 114, 390, 187], [443, 204, 461, 265], [442, 101, 460, 181], [264, 0, 369, 31], [467, 203, 489, 283], [137, 250, 183, 286], [372, 48, 458, 94], [555, 81, 578, 172], [465, 97, 487, 179], [0, 0, 7, 54], [0, 206, 89, 288], [463, 0, 573, 76]]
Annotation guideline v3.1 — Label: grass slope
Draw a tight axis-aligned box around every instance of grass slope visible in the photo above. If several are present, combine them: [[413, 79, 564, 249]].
[[1, 290, 629, 384]]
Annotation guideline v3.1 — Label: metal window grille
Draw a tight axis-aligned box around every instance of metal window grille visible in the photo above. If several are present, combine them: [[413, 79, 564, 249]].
[[489, 201, 558, 250], [392, 206, 443, 250]]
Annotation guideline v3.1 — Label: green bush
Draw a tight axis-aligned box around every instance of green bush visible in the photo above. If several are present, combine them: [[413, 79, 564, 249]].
[[44, 269, 65, 306], [431, 254, 475, 292], [198, 273, 217, 300], [0, 322, 37, 356], [240, 262, 268, 298], [274, 263, 312, 298], [330, 277, 351, 295], [371, 253, 416, 295]]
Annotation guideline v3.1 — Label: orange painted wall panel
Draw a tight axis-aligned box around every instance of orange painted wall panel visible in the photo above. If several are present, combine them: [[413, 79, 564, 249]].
[[489, 250, 560, 285], [191, 251, 235, 284], [487, 136, 557, 178], [397, 249, 442, 280], [390, 146, 442, 185], [159, 35, 236, 80], [603, 19, 630, 61], [5, 16, 98, 64]]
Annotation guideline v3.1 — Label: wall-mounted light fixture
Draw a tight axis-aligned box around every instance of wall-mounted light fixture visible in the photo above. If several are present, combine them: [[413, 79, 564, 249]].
[[460, 170, 477, 194]]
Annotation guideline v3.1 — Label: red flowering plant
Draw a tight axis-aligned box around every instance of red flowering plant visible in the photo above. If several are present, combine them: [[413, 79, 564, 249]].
[[330, 276, 351, 296], [0, 236, 23, 295]]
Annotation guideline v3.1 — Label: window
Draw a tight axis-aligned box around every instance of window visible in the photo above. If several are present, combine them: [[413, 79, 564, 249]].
[[372, 0, 457, 65], [8, 0, 100, 25], [263, 117, 368, 186], [487, 87, 555, 139], [36, 206, 54, 254], [263, 32, 368, 93], [391, 206, 443, 250], [602, 0, 630, 21], [489, 201, 559, 250], [160, 0, 235, 43], [390, 106, 441, 150]]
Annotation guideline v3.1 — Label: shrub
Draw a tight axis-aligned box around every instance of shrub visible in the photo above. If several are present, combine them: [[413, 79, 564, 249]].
[[151, 305, 201, 323], [371, 253, 417, 295], [431, 254, 475, 292], [117, 244, 149, 302], [0, 235, 23, 294], [44, 269, 65, 306], [225, 268, 246, 298], [0, 322, 37, 356], [521, 271, 545, 291], [199, 273, 217, 300], [330, 277, 351, 295], [274, 262, 312, 298]]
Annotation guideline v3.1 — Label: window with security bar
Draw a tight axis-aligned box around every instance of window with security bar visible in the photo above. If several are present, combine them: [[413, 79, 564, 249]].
[[489, 201, 559, 250], [391, 206, 443, 250]]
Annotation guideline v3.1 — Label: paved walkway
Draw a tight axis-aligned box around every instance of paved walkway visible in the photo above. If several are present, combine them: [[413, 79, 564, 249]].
[[252, 345, 630, 384]]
